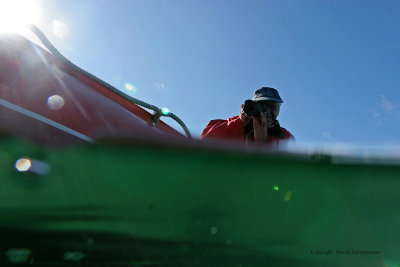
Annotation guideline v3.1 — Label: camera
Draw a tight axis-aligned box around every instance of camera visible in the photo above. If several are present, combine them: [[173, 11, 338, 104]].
[[243, 100, 269, 116]]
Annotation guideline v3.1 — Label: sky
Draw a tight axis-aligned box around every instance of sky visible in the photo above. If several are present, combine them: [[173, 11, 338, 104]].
[[4, 0, 400, 151]]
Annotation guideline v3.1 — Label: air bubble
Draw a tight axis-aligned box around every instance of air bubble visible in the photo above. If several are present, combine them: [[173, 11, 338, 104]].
[[210, 226, 218, 235], [63, 251, 86, 262], [5, 248, 31, 264]]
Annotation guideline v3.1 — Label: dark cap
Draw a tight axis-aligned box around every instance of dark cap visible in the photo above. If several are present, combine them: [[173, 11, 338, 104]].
[[253, 87, 283, 103]]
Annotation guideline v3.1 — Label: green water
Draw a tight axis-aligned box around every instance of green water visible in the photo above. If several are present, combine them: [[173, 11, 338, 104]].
[[0, 138, 399, 266]]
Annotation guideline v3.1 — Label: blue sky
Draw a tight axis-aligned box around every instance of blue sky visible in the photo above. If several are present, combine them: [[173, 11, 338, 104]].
[[15, 0, 400, 148]]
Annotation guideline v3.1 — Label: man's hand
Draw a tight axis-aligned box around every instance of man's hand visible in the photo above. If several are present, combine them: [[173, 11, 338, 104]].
[[239, 104, 252, 127], [252, 112, 269, 142]]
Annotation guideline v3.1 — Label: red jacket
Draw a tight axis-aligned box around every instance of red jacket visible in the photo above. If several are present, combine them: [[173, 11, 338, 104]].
[[201, 115, 294, 147]]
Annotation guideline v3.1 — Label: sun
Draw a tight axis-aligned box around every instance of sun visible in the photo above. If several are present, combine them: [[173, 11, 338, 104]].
[[0, 0, 41, 33]]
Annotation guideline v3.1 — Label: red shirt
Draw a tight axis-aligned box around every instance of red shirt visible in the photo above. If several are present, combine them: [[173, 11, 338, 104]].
[[201, 115, 294, 147]]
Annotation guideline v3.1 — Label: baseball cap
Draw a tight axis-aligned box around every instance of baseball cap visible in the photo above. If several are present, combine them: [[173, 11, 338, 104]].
[[253, 87, 283, 103]]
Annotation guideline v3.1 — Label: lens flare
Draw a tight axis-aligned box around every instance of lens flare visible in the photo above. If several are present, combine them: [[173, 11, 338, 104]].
[[47, 95, 65, 110], [52, 19, 70, 38], [124, 83, 137, 93], [15, 158, 32, 172], [161, 107, 170, 115]]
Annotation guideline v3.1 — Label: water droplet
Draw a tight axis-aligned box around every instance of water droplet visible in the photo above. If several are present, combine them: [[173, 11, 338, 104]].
[[15, 158, 31, 172], [210, 226, 218, 235], [63, 251, 86, 262], [161, 107, 170, 115], [47, 95, 65, 110], [5, 248, 31, 264], [273, 185, 279, 191]]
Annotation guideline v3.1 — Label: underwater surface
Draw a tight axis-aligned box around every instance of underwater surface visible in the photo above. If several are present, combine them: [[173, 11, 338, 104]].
[[1, 137, 398, 266]]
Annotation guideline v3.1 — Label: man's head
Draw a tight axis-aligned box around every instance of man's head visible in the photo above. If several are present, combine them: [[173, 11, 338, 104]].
[[252, 87, 282, 121], [241, 86, 284, 127]]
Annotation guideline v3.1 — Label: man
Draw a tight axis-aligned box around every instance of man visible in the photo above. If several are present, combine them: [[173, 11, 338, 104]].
[[201, 87, 294, 148]]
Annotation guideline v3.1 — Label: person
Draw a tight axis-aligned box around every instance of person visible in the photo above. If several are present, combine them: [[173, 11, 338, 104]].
[[201, 87, 294, 149]]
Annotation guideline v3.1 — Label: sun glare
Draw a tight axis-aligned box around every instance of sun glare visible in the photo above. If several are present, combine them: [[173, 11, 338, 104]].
[[0, 0, 41, 33]]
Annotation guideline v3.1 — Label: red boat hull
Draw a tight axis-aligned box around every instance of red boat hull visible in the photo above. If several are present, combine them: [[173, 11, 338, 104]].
[[0, 34, 183, 147]]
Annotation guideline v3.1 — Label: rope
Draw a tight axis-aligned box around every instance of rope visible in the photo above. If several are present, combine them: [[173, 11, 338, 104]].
[[27, 24, 192, 138]]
